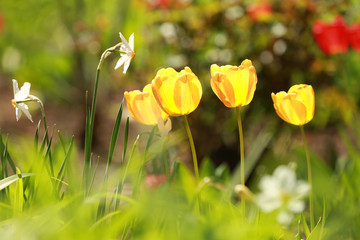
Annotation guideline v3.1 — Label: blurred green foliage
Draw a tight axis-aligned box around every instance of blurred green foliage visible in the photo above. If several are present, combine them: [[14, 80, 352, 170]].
[[2, 0, 360, 238]]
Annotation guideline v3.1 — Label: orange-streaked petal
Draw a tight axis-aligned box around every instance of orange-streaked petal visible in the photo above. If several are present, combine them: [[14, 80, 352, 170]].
[[289, 84, 315, 123], [279, 94, 308, 125], [210, 72, 235, 107], [124, 84, 168, 125], [152, 67, 202, 116], [210, 59, 257, 108]]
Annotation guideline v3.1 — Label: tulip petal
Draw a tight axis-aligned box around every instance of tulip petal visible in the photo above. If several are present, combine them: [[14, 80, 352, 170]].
[[174, 72, 202, 115], [152, 67, 202, 116], [152, 70, 181, 116], [210, 60, 257, 108], [279, 95, 308, 125], [289, 84, 315, 123], [124, 85, 168, 126], [271, 92, 290, 123], [210, 72, 235, 107]]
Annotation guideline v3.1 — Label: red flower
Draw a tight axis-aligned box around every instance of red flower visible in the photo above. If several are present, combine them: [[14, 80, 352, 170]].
[[145, 174, 168, 188], [246, 2, 273, 23], [348, 23, 360, 53], [0, 12, 4, 33], [147, 0, 171, 9], [312, 16, 349, 55]]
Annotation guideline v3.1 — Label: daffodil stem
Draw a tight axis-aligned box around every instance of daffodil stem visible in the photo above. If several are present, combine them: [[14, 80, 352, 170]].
[[236, 107, 245, 214], [300, 125, 314, 230], [84, 45, 122, 192], [183, 115, 199, 182], [35, 98, 53, 177]]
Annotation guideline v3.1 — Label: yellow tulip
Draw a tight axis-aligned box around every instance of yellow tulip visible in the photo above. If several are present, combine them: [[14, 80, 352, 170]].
[[210, 59, 258, 108], [124, 84, 168, 125], [271, 84, 315, 126], [152, 67, 202, 116]]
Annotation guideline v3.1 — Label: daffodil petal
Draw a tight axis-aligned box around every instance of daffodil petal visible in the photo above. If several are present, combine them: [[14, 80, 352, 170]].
[[129, 33, 134, 50], [115, 56, 127, 70]]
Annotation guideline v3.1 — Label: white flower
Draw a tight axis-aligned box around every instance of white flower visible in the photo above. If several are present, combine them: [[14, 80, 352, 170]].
[[114, 32, 135, 74], [256, 165, 310, 225], [12, 79, 33, 122]]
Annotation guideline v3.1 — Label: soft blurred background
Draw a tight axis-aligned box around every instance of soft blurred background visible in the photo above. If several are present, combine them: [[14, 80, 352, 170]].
[[2, 0, 360, 237], [1, 0, 360, 200]]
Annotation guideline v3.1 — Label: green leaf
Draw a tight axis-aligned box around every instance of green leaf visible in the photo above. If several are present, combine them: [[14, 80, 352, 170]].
[[34, 120, 41, 152], [83, 90, 91, 193], [316, 199, 327, 240], [56, 136, 74, 189], [115, 134, 140, 210], [301, 213, 311, 237], [0, 131, 16, 174], [0, 173, 34, 191], [104, 99, 124, 180], [121, 117, 130, 166], [13, 167, 24, 214], [231, 127, 272, 186], [307, 217, 322, 240], [320, 199, 326, 239], [199, 157, 215, 178], [57, 130, 67, 154], [296, 219, 303, 240]]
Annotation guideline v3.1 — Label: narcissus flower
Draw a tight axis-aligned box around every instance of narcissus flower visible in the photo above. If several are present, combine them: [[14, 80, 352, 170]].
[[348, 23, 360, 53], [152, 67, 202, 116], [312, 16, 349, 55], [271, 84, 315, 126], [12, 79, 35, 122], [124, 84, 168, 125], [256, 165, 310, 225], [115, 32, 135, 74], [210, 59, 258, 108]]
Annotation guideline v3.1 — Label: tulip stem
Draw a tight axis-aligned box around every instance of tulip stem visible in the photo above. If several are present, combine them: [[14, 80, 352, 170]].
[[300, 125, 314, 230], [183, 115, 199, 181], [236, 107, 245, 214]]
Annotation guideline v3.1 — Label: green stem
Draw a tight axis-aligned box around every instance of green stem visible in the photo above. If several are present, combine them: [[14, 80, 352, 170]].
[[300, 125, 314, 230], [183, 115, 199, 181], [84, 45, 120, 192], [236, 107, 245, 214]]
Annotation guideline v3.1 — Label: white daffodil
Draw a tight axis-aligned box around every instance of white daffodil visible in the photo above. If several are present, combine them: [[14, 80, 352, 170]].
[[256, 165, 310, 225], [114, 32, 135, 74], [12, 79, 33, 122]]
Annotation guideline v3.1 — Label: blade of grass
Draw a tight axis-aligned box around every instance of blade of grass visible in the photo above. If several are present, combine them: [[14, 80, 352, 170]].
[[57, 130, 67, 154], [122, 118, 130, 166], [112, 117, 129, 211], [133, 126, 157, 198], [43, 125, 56, 177], [0, 173, 35, 191], [231, 128, 272, 187], [56, 136, 74, 191], [104, 99, 124, 181], [0, 131, 16, 174], [301, 213, 311, 237], [115, 134, 140, 210], [97, 99, 124, 219], [319, 198, 326, 239], [88, 156, 100, 194], [13, 167, 24, 215], [1, 135, 9, 179], [34, 120, 41, 152], [83, 91, 91, 194]]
